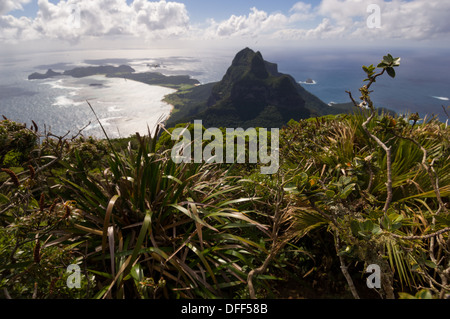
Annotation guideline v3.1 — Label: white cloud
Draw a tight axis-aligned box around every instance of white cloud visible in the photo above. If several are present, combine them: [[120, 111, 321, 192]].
[[317, 0, 372, 24], [289, 2, 314, 22], [1, 0, 449, 46], [317, 0, 450, 41], [377, 0, 450, 40], [305, 18, 347, 39], [272, 18, 347, 41], [205, 0, 449, 43], [207, 7, 289, 38], [133, 0, 189, 33], [0, 0, 31, 15], [0, 14, 38, 42], [1, 0, 190, 43]]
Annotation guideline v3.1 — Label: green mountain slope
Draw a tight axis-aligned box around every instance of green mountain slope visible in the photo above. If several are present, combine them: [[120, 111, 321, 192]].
[[165, 48, 353, 128]]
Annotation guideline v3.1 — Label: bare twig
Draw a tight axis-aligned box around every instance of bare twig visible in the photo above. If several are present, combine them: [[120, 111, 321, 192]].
[[335, 233, 360, 299], [2, 288, 12, 299], [442, 105, 450, 119], [247, 174, 287, 299], [360, 111, 393, 212], [389, 227, 450, 240]]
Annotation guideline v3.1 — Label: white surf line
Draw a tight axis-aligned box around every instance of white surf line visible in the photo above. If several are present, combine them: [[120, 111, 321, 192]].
[[432, 96, 449, 101]]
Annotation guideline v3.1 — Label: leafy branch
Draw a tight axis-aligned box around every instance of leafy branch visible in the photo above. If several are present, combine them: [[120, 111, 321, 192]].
[[346, 54, 401, 213]]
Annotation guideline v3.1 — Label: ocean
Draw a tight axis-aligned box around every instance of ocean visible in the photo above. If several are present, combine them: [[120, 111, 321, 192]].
[[0, 47, 448, 139], [265, 46, 450, 120], [0, 48, 231, 138]]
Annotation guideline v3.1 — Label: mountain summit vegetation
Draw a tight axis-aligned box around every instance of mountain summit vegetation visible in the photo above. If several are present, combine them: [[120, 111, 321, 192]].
[[165, 48, 353, 128]]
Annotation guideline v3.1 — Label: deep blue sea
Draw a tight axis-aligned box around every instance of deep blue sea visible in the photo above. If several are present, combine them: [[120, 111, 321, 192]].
[[0, 47, 448, 138], [263, 46, 450, 120]]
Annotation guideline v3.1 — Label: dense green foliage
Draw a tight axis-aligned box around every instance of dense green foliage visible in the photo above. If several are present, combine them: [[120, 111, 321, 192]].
[[164, 83, 216, 126], [0, 119, 38, 168], [1, 54, 449, 299]]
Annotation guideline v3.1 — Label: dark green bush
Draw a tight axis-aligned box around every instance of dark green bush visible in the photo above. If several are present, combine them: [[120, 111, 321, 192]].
[[0, 119, 38, 168]]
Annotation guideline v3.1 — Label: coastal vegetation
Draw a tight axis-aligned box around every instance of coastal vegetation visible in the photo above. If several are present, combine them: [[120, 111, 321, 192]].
[[1, 53, 449, 300]]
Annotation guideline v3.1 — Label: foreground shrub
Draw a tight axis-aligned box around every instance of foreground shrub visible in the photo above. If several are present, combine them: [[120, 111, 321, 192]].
[[57, 125, 270, 299]]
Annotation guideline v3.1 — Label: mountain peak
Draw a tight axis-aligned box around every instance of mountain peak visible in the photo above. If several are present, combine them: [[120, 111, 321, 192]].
[[203, 48, 312, 125], [232, 47, 257, 64], [165, 48, 350, 129], [208, 48, 273, 106], [229, 47, 268, 78]]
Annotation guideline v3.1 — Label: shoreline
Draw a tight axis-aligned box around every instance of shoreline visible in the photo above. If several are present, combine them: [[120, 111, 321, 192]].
[[48, 75, 178, 138]]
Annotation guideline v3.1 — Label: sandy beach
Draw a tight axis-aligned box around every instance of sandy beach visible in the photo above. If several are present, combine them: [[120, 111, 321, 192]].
[[46, 75, 177, 138]]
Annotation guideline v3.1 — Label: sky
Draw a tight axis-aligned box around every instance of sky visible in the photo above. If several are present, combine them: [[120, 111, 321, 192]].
[[1, 0, 450, 53]]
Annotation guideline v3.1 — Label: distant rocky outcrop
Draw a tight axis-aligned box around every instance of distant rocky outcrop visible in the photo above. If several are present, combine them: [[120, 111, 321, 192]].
[[28, 65, 135, 80], [63, 65, 135, 78], [28, 69, 62, 80]]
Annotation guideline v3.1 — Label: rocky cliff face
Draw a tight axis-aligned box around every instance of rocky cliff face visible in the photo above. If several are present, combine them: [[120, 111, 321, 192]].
[[208, 48, 292, 105], [203, 47, 311, 126]]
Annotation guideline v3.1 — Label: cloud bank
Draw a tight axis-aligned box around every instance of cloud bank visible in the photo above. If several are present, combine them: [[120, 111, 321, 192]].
[[1, 0, 190, 43], [0, 0, 31, 15], [1, 0, 449, 47]]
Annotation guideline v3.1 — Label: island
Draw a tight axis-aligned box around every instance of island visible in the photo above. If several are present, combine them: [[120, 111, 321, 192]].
[[28, 65, 135, 80], [28, 69, 63, 80], [147, 63, 162, 68], [28, 64, 200, 90]]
